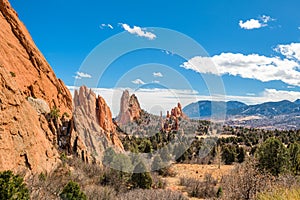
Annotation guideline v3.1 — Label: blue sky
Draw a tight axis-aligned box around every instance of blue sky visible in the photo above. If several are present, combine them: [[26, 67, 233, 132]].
[[10, 0, 300, 114]]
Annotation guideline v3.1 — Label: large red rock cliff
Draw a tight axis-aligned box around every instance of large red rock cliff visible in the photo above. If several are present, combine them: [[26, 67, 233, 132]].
[[0, 0, 72, 173]]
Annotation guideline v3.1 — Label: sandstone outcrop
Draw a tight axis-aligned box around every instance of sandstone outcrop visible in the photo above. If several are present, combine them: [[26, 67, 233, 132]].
[[116, 90, 142, 125], [0, 0, 73, 174], [161, 102, 188, 132], [72, 86, 124, 164], [27, 97, 50, 115]]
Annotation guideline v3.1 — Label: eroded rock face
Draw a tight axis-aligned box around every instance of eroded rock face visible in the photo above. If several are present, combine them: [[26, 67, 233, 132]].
[[72, 86, 124, 164], [162, 102, 188, 132], [0, 0, 73, 174], [116, 90, 142, 125], [27, 97, 50, 115]]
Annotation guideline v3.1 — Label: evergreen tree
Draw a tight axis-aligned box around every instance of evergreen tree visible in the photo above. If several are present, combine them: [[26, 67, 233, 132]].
[[237, 147, 246, 163], [256, 137, 289, 176], [131, 162, 152, 189], [59, 181, 87, 200], [139, 139, 153, 153], [0, 170, 30, 200], [221, 146, 236, 165], [288, 142, 300, 175]]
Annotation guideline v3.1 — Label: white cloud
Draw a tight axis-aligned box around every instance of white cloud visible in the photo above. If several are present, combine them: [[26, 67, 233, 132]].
[[239, 19, 263, 30], [152, 80, 160, 84], [262, 89, 300, 102], [74, 71, 92, 79], [181, 43, 300, 86], [275, 43, 300, 61], [74, 75, 81, 80], [120, 23, 156, 40], [153, 72, 163, 77], [132, 78, 145, 85], [260, 15, 275, 23], [239, 15, 274, 30], [68, 86, 300, 117], [100, 23, 114, 29], [107, 24, 113, 29]]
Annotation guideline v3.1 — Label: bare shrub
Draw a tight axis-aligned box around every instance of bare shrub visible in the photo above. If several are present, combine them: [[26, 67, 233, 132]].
[[84, 186, 116, 200], [179, 173, 217, 198], [117, 189, 188, 200], [158, 166, 177, 177], [151, 172, 166, 189], [221, 159, 274, 200]]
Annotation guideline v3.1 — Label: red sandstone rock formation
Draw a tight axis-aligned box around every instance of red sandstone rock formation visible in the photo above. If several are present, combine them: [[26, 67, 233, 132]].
[[0, 0, 72, 174], [116, 90, 142, 125], [73, 86, 124, 164], [162, 102, 188, 132]]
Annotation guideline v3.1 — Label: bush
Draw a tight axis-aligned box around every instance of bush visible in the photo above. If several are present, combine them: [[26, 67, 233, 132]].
[[0, 170, 30, 200], [59, 181, 87, 200], [50, 106, 60, 119], [221, 159, 273, 200], [151, 173, 166, 189], [158, 167, 176, 177], [10, 71, 16, 77]]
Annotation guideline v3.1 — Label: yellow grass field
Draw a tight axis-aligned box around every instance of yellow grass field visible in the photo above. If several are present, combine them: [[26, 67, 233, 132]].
[[162, 164, 235, 199]]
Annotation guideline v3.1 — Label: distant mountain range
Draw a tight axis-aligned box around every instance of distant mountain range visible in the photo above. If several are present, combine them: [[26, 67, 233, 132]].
[[183, 99, 300, 129]]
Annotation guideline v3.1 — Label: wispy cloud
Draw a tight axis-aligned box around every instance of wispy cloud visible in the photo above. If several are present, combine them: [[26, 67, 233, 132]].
[[152, 80, 160, 84], [153, 72, 163, 77], [275, 42, 300, 61], [239, 15, 274, 30], [74, 71, 92, 79], [260, 15, 274, 23], [180, 42, 300, 86], [132, 78, 145, 85], [120, 23, 156, 40], [161, 50, 173, 55], [100, 23, 114, 29]]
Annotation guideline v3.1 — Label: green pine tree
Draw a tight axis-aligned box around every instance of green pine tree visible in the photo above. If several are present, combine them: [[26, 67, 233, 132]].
[[0, 170, 30, 200], [131, 162, 152, 189], [288, 142, 300, 175], [256, 137, 289, 176], [59, 181, 87, 200]]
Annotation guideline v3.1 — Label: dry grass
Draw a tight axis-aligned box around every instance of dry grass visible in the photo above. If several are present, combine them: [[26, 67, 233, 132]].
[[162, 164, 234, 199], [170, 164, 234, 181], [257, 187, 300, 200]]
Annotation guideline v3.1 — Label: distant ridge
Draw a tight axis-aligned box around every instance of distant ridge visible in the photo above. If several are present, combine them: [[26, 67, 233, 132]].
[[183, 100, 300, 129]]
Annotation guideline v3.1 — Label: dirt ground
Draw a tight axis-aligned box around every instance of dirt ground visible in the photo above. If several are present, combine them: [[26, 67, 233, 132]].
[[162, 164, 235, 199]]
